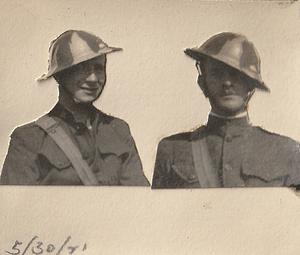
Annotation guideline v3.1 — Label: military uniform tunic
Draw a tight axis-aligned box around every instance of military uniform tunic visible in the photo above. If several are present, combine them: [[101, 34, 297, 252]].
[[152, 115, 300, 188], [1, 104, 149, 186]]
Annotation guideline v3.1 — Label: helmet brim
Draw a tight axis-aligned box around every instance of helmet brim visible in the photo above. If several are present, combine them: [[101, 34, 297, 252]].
[[37, 46, 122, 81], [184, 48, 270, 92]]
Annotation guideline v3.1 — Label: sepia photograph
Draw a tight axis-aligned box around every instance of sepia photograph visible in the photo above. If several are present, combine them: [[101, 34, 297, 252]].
[[152, 31, 300, 189], [0, 29, 150, 186], [1, 0, 300, 254]]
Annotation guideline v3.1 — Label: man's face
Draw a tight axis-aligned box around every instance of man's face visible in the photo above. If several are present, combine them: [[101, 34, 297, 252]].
[[200, 59, 254, 116], [58, 56, 107, 104]]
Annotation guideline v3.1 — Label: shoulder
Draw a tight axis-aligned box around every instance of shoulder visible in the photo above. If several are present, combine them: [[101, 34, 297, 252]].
[[251, 126, 299, 150], [10, 121, 47, 152], [249, 126, 300, 165], [159, 126, 205, 145], [99, 111, 132, 140], [245, 126, 300, 180], [157, 126, 205, 152], [159, 132, 192, 146]]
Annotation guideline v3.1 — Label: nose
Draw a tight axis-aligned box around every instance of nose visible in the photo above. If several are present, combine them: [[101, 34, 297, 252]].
[[223, 79, 232, 89], [86, 71, 98, 82]]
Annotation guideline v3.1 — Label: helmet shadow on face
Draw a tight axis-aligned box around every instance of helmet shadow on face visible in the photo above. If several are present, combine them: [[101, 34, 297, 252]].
[[53, 55, 107, 103], [185, 32, 270, 92], [196, 58, 257, 116], [196, 58, 255, 98]]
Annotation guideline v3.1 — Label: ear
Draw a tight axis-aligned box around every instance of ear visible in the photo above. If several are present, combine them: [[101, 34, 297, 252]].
[[197, 75, 209, 97]]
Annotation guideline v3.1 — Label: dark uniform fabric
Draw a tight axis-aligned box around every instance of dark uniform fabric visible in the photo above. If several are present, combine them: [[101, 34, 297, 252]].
[[152, 115, 300, 188], [1, 104, 149, 186]]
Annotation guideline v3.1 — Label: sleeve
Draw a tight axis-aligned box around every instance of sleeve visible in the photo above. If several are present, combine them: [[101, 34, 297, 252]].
[[0, 129, 41, 185], [286, 142, 300, 189], [151, 139, 173, 189], [118, 125, 150, 187]]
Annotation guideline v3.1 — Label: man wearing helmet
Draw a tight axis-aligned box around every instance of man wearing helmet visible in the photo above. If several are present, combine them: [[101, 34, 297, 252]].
[[152, 32, 300, 188], [1, 30, 149, 186]]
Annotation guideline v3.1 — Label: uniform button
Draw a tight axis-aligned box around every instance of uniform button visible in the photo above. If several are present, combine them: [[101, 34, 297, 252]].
[[188, 174, 196, 181], [50, 129, 56, 134], [225, 135, 233, 142], [223, 164, 232, 171], [57, 162, 64, 168], [92, 167, 100, 173], [82, 151, 90, 159]]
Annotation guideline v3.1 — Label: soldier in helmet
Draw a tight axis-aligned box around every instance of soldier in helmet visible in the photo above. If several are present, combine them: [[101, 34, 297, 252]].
[[1, 30, 149, 186], [152, 32, 300, 189]]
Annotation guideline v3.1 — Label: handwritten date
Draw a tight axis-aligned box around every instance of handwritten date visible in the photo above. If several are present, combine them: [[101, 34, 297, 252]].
[[5, 236, 87, 255]]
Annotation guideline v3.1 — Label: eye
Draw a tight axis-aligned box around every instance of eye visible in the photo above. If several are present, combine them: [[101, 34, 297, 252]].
[[94, 64, 105, 70], [210, 70, 217, 75], [72, 63, 86, 73], [210, 67, 222, 76]]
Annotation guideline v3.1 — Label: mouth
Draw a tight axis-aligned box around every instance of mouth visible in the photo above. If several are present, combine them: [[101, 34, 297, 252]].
[[219, 94, 242, 103], [220, 90, 237, 98], [81, 86, 99, 90], [222, 94, 236, 98], [80, 87, 100, 95], [80, 83, 101, 90], [221, 91, 235, 96]]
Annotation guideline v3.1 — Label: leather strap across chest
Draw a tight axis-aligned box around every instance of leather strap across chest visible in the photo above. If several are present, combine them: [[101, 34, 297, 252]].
[[35, 115, 99, 186], [191, 129, 221, 188]]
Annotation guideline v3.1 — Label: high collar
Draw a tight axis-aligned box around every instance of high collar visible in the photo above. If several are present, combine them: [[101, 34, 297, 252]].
[[209, 111, 248, 119], [206, 113, 251, 137]]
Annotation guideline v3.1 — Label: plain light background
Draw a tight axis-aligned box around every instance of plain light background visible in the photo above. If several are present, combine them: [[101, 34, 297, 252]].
[[1, 1, 300, 254], [1, 0, 300, 179]]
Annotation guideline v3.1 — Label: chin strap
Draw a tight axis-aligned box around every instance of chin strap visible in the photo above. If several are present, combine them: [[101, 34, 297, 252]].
[[244, 89, 255, 119], [245, 89, 255, 105]]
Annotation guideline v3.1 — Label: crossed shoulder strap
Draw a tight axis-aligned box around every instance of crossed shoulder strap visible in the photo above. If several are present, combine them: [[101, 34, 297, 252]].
[[191, 127, 221, 188], [35, 115, 99, 186]]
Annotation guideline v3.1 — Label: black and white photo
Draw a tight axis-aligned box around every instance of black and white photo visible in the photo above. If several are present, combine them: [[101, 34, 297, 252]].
[[0, 30, 149, 186], [152, 32, 300, 188]]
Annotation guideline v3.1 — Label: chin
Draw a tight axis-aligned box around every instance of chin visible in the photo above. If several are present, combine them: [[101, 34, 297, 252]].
[[220, 107, 245, 116], [74, 96, 96, 104], [216, 101, 245, 116], [74, 92, 102, 104]]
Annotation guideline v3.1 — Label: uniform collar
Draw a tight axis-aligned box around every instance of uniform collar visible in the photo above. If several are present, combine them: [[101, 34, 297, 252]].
[[209, 111, 248, 119], [49, 103, 99, 134], [206, 112, 251, 137]]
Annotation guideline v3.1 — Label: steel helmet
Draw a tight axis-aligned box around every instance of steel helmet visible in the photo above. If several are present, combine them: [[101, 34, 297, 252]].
[[37, 30, 122, 81], [184, 32, 269, 91]]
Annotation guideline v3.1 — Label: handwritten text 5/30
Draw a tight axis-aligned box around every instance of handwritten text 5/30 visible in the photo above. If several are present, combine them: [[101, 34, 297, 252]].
[[5, 236, 87, 255]]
